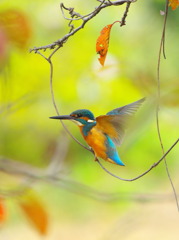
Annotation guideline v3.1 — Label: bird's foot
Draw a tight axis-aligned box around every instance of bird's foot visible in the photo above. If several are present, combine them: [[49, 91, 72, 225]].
[[94, 157, 98, 162]]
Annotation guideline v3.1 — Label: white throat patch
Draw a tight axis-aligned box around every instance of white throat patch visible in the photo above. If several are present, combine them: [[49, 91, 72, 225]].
[[71, 119, 84, 126], [87, 119, 95, 123]]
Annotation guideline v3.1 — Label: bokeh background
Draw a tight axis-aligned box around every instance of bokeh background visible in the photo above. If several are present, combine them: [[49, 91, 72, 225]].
[[0, 0, 179, 239]]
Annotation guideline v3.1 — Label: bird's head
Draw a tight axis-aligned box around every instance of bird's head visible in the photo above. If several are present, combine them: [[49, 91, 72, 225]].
[[50, 109, 96, 126]]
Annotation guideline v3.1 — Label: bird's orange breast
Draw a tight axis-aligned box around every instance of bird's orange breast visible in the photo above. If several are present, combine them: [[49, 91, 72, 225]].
[[80, 126, 107, 160]]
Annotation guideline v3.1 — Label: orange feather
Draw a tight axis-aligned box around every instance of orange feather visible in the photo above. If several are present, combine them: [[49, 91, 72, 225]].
[[80, 126, 108, 160]]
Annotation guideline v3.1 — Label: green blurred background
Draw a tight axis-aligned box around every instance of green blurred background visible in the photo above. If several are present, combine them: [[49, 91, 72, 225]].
[[0, 0, 179, 239]]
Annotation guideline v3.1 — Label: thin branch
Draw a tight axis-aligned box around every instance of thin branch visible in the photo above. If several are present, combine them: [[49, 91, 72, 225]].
[[35, 50, 91, 151], [0, 157, 178, 203], [44, 175, 178, 203], [60, 0, 105, 21], [96, 138, 179, 181], [30, 0, 134, 53], [0, 139, 178, 200], [48, 56, 91, 151], [120, 0, 133, 26], [156, 0, 179, 211]]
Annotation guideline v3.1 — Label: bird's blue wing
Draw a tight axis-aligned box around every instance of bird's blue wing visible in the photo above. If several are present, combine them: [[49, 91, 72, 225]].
[[96, 98, 145, 145], [107, 98, 145, 116], [105, 135, 125, 166]]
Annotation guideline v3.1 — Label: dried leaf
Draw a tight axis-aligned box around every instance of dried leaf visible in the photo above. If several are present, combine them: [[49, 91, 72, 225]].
[[0, 198, 6, 223], [19, 192, 48, 235], [0, 9, 31, 49], [96, 21, 119, 66], [169, 0, 179, 10]]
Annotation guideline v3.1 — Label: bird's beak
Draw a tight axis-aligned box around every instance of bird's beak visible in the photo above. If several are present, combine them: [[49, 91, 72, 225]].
[[49, 115, 73, 120]]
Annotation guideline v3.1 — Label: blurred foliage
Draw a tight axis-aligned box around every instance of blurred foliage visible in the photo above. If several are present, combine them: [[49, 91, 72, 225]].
[[19, 190, 48, 235], [0, 0, 179, 239]]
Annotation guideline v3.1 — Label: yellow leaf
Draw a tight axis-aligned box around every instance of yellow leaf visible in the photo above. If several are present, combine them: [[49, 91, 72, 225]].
[[19, 192, 48, 235], [169, 0, 179, 10]]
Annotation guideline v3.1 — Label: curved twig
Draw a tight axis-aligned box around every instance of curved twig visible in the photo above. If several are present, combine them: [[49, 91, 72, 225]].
[[156, 0, 179, 211], [120, 0, 132, 26], [60, 0, 105, 21], [34, 50, 90, 151], [97, 138, 179, 181], [48, 57, 91, 151]]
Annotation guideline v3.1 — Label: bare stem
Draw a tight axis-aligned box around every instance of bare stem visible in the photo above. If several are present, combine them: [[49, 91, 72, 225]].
[[120, 1, 132, 26], [48, 57, 91, 151], [34, 50, 90, 151], [156, 0, 179, 211], [97, 138, 179, 181]]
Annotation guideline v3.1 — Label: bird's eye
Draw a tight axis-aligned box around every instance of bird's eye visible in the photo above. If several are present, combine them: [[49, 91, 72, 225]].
[[71, 113, 82, 118]]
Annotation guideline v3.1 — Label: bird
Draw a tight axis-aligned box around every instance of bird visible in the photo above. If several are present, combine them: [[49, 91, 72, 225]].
[[50, 98, 145, 166]]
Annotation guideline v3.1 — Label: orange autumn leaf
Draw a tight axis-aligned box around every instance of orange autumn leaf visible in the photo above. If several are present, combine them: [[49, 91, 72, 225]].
[[96, 21, 120, 66], [0, 9, 31, 49], [19, 192, 48, 235], [0, 198, 6, 223], [169, 0, 179, 10]]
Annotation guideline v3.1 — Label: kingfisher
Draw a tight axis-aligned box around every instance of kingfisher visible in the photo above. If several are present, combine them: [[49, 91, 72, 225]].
[[50, 98, 145, 166]]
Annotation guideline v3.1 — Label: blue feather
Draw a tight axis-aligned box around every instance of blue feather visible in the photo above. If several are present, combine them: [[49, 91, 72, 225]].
[[107, 98, 145, 116], [82, 121, 96, 136], [105, 135, 125, 166]]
